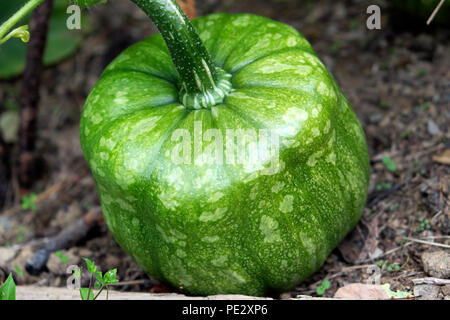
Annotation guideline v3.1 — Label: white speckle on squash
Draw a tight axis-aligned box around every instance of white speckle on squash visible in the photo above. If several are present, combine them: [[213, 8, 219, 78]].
[[158, 191, 179, 211], [259, 215, 282, 243], [115, 198, 134, 212], [324, 120, 331, 134], [212, 255, 228, 267], [326, 152, 336, 165], [279, 195, 294, 213], [202, 235, 220, 242], [300, 232, 316, 256], [271, 181, 285, 193], [91, 114, 103, 124], [225, 270, 246, 283], [99, 152, 109, 161], [199, 207, 228, 222], [294, 65, 313, 76], [312, 127, 320, 137], [283, 107, 308, 124], [307, 150, 323, 167], [176, 249, 187, 258], [317, 82, 329, 96], [232, 16, 249, 27], [114, 97, 128, 105], [208, 192, 224, 203], [249, 184, 259, 200], [200, 30, 211, 40], [287, 36, 297, 47]]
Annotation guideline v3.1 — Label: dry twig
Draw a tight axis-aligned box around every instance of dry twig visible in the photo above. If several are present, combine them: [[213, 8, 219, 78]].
[[403, 237, 450, 249], [412, 278, 450, 286], [25, 206, 103, 275]]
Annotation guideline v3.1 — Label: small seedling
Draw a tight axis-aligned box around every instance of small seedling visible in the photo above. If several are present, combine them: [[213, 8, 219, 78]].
[[0, 273, 16, 300], [412, 159, 422, 168], [348, 19, 358, 30], [80, 257, 118, 300], [379, 101, 390, 109], [375, 259, 386, 267], [330, 40, 341, 54], [386, 263, 401, 272], [375, 260, 400, 271], [414, 217, 431, 232], [420, 102, 430, 110], [401, 129, 411, 139], [382, 156, 397, 172], [21, 193, 37, 211], [316, 279, 331, 296], [415, 169, 426, 177], [416, 69, 427, 78], [390, 204, 399, 211], [54, 251, 68, 264], [376, 182, 392, 191]]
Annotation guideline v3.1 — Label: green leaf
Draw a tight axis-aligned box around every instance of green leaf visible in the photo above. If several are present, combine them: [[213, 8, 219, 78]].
[[381, 284, 412, 299], [79, 287, 95, 300], [71, 0, 107, 8], [382, 156, 397, 172], [0, 0, 89, 79], [103, 268, 118, 285], [316, 286, 325, 296], [321, 280, 331, 290], [21, 193, 37, 211], [94, 280, 102, 290], [14, 265, 24, 277], [0, 274, 16, 300], [82, 257, 97, 275], [316, 280, 331, 296]]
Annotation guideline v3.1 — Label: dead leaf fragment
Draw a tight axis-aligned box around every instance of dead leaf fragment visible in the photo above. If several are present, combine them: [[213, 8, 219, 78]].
[[334, 283, 389, 300], [432, 149, 450, 165]]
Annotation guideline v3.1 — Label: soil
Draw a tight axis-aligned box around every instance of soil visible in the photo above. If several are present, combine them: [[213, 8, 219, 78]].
[[0, 0, 448, 299]]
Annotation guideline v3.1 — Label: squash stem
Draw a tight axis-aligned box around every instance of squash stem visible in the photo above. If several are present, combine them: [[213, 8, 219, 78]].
[[131, 0, 232, 110]]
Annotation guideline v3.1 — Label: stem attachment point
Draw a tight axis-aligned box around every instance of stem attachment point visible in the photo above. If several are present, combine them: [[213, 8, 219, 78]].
[[180, 68, 232, 110]]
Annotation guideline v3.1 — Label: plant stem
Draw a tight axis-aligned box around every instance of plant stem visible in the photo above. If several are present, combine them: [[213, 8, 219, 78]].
[[94, 286, 104, 300], [0, 0, 44, 42], [87, 277, 93, 300], [131, 0, 232, 110]]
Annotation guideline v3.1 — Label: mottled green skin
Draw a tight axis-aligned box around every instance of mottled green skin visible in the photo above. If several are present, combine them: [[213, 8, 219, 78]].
[[391, 0, 450, 24], [80, 13, 370, 296]]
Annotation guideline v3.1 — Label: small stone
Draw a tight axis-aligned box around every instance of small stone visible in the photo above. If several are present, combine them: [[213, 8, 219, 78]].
[[369, 113, 383, 124], [413, 284, 440, 300], [427, 120, 441, 136], [422, 250, 450, 279], [0, 247, 18, 263], [441, 285, 450, 297]]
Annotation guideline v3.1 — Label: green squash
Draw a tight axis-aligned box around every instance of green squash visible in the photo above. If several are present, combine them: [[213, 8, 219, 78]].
[[390, 0, 450, 25], [80, 0, 369, 296]]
